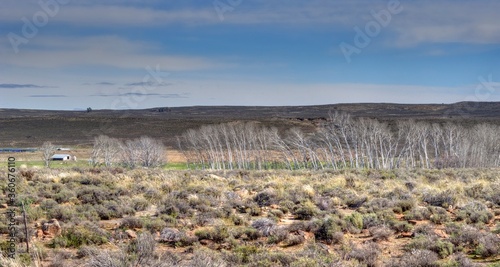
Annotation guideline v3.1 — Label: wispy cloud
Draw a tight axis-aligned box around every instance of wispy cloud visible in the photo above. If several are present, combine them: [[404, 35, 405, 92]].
[[159, 93, 189, 98], [0, 83, 54, 89], [391, 1, 500, 46], [125, 81, 172, 87], [91, 92, 188, 98], [0, 36, 228, 70], [28, 94, 67, 98]]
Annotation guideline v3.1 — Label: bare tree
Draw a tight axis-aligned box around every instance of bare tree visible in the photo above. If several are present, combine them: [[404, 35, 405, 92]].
[[41, 141, 56, 168], [121, 136, 166, 168], [91, 135, 122, 167]]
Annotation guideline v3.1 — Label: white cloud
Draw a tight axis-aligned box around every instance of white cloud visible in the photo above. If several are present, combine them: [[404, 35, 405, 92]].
[[1, 36, 227, 71], [391, 1, 500, 46], [3, 0, 499, 46]]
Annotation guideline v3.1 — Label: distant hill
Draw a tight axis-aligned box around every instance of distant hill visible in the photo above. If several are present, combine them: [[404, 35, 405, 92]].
[[1, 102, 499, 147]]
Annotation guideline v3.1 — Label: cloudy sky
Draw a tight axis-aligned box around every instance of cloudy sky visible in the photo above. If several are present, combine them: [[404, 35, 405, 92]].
[[1, 0, 499, 110]]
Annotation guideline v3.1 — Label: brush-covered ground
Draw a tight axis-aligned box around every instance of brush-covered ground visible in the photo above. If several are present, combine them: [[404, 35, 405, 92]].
[[1, 167, 500, 267]]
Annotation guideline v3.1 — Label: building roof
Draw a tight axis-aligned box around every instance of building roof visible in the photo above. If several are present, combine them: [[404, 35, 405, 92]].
[[51, 154, 71, 158]]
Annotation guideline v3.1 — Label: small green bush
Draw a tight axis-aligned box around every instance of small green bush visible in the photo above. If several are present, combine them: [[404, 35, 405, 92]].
[[456, 201, 493, 224], [120, 217, 143, 229], [194, 226, 229, 243], [51, 222, 109, 248], [345, 212, 364, 230], [314, 216, 343, 245], [292, 201, 318, 220]]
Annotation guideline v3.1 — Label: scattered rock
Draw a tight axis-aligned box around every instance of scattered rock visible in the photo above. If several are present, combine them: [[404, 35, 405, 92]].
[[434, 229, 448, 238], [125, 229, 137, 239], [42, 219, 62, 237], [408, 220, 418, 225], [35, 229, 44, 238], [399, 232, 414, 238], [0, 203, 8, 209], [160, 228, 181, 243]]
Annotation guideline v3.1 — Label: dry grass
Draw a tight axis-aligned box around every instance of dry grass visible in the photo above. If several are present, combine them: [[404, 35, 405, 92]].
[[0, 168, 499, 266]]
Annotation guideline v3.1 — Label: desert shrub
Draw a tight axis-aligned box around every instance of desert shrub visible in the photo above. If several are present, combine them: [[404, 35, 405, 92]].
[[473, 232, 500, 258], [77, 186, 113, 205], [226, 245, 261, 265], [413, 223, 436, 237], [26, 206, 44, 222], [131, 197, 149, 212], [190, 248, 227, 267], [268, 209, 285, 219], [278, 200, 295, 213], [348, 242, 380, 267], [120, 217, 143, 229], [51, 222, 109, 248], [229, 214, 248, 226], [407, 235, 454, 258], [314, 216, 343, 245], [448, 224, 479, 247], [392, 249, 439, 267], [247, 251, 295, 267], [315, 196, 337, 212], [428, 206, 450, 224], [456, 201, 493, 224], [74, 204, 101, 222], [40, 198, 59, 211], [363, 198, 393, 213], [249, 206, 262, 216], [254, 189, 277, 207], [485, 185, 500, 206], [344, 194, 367, 208], [443, 252, 478, 267], [251, 218, 276, 237], [159, 227, 183, 243], [20, 169, 35, 180], [243, 227, 262, 241], [284, 233, 305, 247], [448, 224, 500, 257], [193, 211, 218, 227], [143, 188, 162, 202], [344, 173, 357, 188], [345, 212, 364, 230], [422, 189, 456, 208], [394, 199, 415, 213], [494, 224, 500, 234], [48, 204, 99, 222], [143, 217, 167, 232], [54, 189, 76, 204], [369, 225, 393, 242], [392, 221, 413, 233], [465, 183, 484, 199], [362, 213, 382, 229], [158, 197, 193, 218], [95, 200, 135, 220], [127, 232, 156, 263], [47, 206, 77, 222], [267, 226, 289, 244], [194, 226, 229, 243], [292, 201, 318, 220], [404, 207, 432, 221]]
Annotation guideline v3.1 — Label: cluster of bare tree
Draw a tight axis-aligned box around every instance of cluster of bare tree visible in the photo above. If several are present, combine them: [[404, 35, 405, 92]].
[[91, 135, 165, 168], [179, 113, 500, 170], [316, 113, 500, 169], [178, 122, 279, 170]]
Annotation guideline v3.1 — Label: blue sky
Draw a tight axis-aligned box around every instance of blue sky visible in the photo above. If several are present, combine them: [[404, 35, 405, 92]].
[[1, 0, 499, 110]]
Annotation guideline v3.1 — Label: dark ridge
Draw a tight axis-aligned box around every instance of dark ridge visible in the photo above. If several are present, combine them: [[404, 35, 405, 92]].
[[1, 102, 499, 147]]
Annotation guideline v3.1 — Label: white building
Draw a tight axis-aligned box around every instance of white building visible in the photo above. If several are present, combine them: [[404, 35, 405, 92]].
[[51, 154, 71, 161]]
